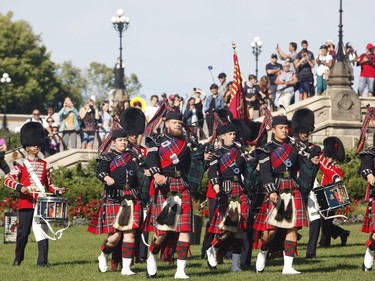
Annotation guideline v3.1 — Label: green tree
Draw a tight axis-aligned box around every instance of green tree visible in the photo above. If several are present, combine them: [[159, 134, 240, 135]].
[[84, 62, 113, 102], [0, 12, 62, 113], [126, 73, 142, 99]]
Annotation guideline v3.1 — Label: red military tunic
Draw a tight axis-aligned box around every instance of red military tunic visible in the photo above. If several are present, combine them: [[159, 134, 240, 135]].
[[4, 157, 58, 210]]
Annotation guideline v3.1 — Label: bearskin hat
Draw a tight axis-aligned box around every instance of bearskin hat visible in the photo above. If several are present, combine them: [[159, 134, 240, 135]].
[[20, 122, 46, 148], [120, 107, 145, 136], [291, 108, 315, 134], [216, 108, 233, 123], [323, 136, 345, 162], [231, 119, 252, 144]]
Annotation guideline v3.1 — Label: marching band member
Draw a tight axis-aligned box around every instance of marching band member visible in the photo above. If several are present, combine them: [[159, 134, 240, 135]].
[[105, 107, 148, 270], [88, 129, 141, 276], [289, 109, 321, 259], [145, 111, 193, 279], [4, 122, 65, 267], [359, 144, 375, 271], [121, 108, 150, 265], [205, 122, 250, 272], [319, 137, 350, 248], [253, 115, 318, 274]]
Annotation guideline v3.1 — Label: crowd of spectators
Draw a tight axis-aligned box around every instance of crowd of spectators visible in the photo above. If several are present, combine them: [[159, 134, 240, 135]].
[[17, 39, 375, 156]]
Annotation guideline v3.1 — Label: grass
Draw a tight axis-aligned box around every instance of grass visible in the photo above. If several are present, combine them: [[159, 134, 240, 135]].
[[0, 223, 374, 281]]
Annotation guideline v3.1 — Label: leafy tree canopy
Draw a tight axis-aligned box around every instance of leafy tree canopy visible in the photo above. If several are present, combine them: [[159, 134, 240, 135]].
[[0, 12, 142, 114], [0, 12, 61, 113]]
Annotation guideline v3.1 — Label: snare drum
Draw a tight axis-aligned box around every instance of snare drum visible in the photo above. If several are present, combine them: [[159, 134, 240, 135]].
[[314, 181, 350, 216], [36, 196, 68, 222]]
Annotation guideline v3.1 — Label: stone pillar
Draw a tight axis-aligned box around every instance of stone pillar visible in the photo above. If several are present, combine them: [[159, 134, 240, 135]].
[[325, 60, 361, 122]]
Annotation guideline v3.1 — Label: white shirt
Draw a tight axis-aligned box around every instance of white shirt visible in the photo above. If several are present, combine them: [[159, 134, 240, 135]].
[[144, 105, 159, 121], [316, 54, 333, 76]]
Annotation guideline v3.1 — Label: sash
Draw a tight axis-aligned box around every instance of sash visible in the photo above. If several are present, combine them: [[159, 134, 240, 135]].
[[270, 143, 293, 169], [23, 159, 46, 195], [159, 138, 186, 169], [110, 152, 132, 173], [219, 148, 239, 173]]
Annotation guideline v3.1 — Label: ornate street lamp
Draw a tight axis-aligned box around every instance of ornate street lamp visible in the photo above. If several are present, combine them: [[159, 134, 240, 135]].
[[251, 36, 263, 80], [111, 9, 130, 92], [0, 73, 11, 131]]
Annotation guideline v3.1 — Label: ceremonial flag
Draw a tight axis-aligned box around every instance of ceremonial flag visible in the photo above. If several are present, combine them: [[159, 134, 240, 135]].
[[228, 50, 248, 121]]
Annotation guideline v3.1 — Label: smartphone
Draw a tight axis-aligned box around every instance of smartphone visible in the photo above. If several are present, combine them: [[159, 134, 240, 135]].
[[0, 138, 5, 146]]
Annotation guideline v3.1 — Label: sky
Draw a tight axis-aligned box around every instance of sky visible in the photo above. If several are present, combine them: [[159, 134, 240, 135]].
[[1, 0, 373, 101]]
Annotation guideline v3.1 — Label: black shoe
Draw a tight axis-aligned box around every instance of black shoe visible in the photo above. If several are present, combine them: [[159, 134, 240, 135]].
[[217, 255, 224, 265], [13, 259, 21, 266], [37, 263, 49, 268], [306, 255, 316, 260], [136, 257, 147, 264], [341, 230, 350, 246]]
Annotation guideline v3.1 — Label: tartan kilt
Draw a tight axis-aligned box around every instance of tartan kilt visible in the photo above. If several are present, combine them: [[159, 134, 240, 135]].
[[208, 182, 249, 234], [253, 178, 308, 231], [145, 177, 193, 234], [362, 198, 375, 233], [87, 190, 142, 234]]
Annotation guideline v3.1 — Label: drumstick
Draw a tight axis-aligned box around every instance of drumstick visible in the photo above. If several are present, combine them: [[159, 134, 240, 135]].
[[30, 192, 54, 195]]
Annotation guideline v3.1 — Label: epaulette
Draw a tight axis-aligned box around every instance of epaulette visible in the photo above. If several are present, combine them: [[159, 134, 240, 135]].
[[256, 142, 271, 154], [147, 134, 164, 147], [359, 147, 375, 156], [96, 154, 112, 162]]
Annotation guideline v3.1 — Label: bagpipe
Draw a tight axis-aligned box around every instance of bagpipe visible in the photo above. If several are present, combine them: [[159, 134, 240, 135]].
[[288, 135, 322, 200], [356, 104, 375, 154]]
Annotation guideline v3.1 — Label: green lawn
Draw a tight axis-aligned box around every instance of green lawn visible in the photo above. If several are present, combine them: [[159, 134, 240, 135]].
[[0, 224, 374, 281]]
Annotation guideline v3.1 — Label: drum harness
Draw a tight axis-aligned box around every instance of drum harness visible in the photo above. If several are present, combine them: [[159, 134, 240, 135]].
[[24, 159, 70, 240]]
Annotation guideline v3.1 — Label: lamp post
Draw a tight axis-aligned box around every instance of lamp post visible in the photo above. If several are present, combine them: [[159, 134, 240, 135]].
[[251, 36, 263, 80], [111, 9, 130, 92], [0, 73, 11, 131]]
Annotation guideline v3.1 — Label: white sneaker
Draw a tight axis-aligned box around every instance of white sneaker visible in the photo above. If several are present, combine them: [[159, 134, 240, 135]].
[[206, 247, 217, 269], [255, 250, 268, 273], [147, 253, 158, 277], [174, 259, 189, 279], [97, 252, 108, 273], [363, 248, 375, 272], [121, 258, 135, 276], [282, 253, 301, 275]]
